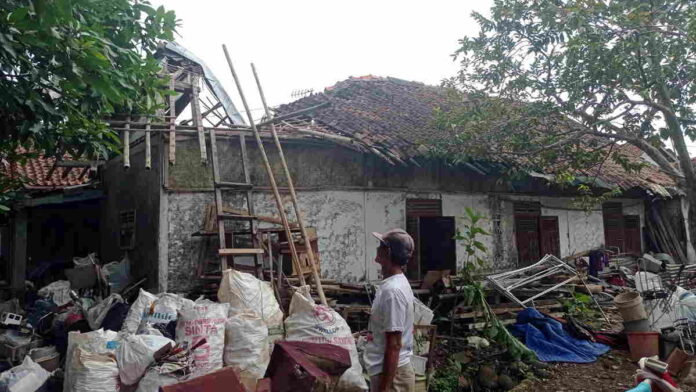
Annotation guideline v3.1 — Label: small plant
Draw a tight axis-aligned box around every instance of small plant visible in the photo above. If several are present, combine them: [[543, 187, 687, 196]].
[[561, 292, 600, 326], [429, 358, 462, 392], [453, 207, 489, 284]]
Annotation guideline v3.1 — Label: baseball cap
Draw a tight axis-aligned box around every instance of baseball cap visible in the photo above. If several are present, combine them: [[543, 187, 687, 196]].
[[372, 228, 414, 265]]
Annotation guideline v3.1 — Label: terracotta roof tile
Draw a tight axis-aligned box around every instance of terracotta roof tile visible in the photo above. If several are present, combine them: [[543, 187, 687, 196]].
[[2, 149, 93, 190], [275, 76, 680, 194]]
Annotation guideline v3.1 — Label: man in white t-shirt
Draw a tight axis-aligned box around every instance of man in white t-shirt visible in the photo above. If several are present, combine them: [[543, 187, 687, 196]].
[[364, 229, 415, 392]]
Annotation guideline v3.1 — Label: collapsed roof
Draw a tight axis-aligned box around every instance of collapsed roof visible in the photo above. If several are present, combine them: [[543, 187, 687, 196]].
[[273, 76, 679, 197]]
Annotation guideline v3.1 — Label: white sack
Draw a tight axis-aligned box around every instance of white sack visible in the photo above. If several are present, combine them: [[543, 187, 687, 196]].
[[37, 280, 71, 307], [122, 289, 192, 334], [218, 269, 283, 333], [224, 312, 270, 391], [285, 286, 368, 391], [135, 367, 179, 392], [175, 299, 229, 378], [87, 294, 124, 330], [72, 348, 120, 392], [64, 329, 119, 392], [0, 356, 51, 392], [116, 334, 174, 386]]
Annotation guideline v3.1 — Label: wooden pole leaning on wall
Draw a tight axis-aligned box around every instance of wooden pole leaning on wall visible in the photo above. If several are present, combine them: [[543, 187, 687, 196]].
[[221, 44, 311, 292], [167, 62, 177, 165], [145, 117, 152, 169], [251, 63, 328, 307], [123, 115, 131, 169]]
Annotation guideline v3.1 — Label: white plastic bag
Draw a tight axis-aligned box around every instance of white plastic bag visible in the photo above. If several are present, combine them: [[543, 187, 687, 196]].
[[176, 299, 229, 378], [0, 356, 51, 392], [218, 269, 283, 333], [64, 329, 119, 392], [87, 294, 124, 330], [37, 280, 71, 306], [122, 289, 192, 334], [102, 257, 130, 293], [285, 286, 368, 391], [135, 367, 179, 392], [116, 334, 174, 386], [224, 312, 270, 390]]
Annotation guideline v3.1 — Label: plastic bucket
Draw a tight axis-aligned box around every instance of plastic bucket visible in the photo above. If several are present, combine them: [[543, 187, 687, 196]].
[[627, 332, 660, 361], [614, 292, 648, 322]]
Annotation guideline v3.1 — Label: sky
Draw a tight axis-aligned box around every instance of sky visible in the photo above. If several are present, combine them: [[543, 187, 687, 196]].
[[150, 0, 493, 122]]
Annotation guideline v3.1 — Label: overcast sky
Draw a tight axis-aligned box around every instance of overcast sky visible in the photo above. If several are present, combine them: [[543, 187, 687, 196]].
[[151, 0, 493, 122]]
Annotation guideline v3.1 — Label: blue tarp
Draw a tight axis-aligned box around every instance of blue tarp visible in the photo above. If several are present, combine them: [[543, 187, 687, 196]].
[[509, 308, 610, 363]]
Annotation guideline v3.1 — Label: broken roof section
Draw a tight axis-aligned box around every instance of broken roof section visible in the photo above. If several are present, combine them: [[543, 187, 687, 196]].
[[2, 149, 94, 190], [156, 42, 245, 126], [274, 76, 679, 196]]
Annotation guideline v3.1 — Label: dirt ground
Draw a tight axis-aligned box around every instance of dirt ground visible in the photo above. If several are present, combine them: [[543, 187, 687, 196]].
[[511, 349, 639, 392]]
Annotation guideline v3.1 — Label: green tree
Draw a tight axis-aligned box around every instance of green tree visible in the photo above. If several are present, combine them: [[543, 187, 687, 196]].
[[0, 0, 177, 203], [440, 0, 696, 255]]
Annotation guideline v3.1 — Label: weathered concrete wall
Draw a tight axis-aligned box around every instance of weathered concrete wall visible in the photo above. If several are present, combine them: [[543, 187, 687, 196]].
[[101, 138, 164, 292], [161, 137, 647, 291], [165, 188, 645, 291]]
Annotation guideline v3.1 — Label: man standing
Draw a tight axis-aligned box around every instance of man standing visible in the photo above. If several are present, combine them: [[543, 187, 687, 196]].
[[364, 229, 416, 392]]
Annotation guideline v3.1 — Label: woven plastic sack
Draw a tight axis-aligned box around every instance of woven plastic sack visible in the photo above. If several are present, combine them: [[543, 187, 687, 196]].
[[122, 289, 191, 334], [223, 312, 270, 390], [285, 286, 368, 391], [64, 329, 119, 392], [176, 299, 229, 378], [218, 269, 283, 333], [116, 334, 174, 386], [72, 348, 120, 392]]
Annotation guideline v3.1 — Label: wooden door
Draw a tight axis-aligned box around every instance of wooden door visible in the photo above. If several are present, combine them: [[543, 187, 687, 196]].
[[623, 215, 642, 255], [603, 202, 625, 252], [515, 215, 540, 265], [539, 216, 561, 257], [406, 199, 442, 278]]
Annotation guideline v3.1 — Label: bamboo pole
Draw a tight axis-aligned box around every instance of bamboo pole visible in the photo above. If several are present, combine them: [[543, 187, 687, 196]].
[[168, 69, 177, 165], [145, 118, 152, 169], [251, 63, 327, 306], [222, 44, 309, 289], [123, 115, 131, 169]]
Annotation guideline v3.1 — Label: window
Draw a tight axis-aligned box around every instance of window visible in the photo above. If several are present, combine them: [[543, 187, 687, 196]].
[[119, 210, 136, 250], [602, 203, 641, 255], [513, 202, 560, 265]]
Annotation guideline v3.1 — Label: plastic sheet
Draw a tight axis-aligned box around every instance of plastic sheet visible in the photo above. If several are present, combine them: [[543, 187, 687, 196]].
[[285, 286, 368, 391], [87, 294, 124, 330], [509, 308, 609, 363], [37, 281, 71, 307], [223, 312, 270, 390]]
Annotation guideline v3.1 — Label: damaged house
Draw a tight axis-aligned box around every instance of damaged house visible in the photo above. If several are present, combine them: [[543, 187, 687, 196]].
[[3, 47, 688, 296]]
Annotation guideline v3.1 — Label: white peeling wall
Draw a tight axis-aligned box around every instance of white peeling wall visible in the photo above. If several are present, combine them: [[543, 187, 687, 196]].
[[166, 190, 644, 290]]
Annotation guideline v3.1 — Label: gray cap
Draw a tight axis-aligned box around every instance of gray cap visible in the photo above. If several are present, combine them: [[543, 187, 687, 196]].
[[372, 228, 414, 265]]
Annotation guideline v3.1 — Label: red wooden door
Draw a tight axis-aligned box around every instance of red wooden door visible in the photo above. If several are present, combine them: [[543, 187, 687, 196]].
[[539, 216, 561, 257], [515, 215, 540, 265], [623, 215, 642, 255], [603, 203, 625, 252]]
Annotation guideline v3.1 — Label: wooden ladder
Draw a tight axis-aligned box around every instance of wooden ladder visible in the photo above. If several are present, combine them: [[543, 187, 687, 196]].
[[192, 75, 264, 280]]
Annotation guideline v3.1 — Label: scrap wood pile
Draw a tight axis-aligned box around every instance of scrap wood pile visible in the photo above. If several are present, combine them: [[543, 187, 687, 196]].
[[0, 266, 373, 392]]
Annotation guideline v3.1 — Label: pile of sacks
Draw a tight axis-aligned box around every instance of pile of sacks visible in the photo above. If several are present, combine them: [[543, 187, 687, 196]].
[[20, 268, 367, 392]]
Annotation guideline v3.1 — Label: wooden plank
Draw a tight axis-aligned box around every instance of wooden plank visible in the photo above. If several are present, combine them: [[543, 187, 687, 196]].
[[190, 75, 208, 165], [167, 65, 177, 165], [145, 118, 152, 169], [218, 248, 265, 256], [123, 116, 131, 169]]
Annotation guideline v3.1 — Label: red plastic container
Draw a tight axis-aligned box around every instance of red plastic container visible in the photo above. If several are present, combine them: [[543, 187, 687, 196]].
[[627, 332, 660, 361]]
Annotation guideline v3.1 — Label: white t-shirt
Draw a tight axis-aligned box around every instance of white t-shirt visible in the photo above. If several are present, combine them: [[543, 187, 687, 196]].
[[363, 273, 414, 376]]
